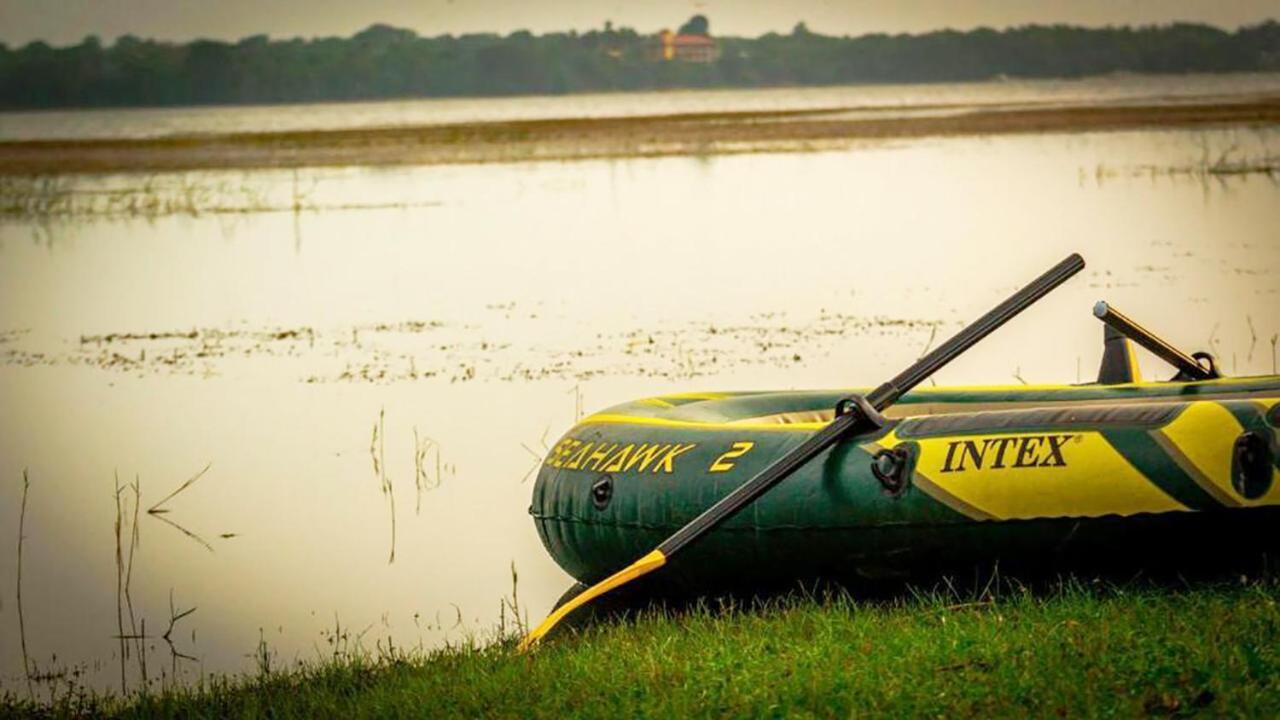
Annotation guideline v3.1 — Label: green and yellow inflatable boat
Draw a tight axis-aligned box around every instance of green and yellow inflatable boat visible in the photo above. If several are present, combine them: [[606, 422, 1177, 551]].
[[520, 258, 1275, 649], [532, 373, 1280, 590]]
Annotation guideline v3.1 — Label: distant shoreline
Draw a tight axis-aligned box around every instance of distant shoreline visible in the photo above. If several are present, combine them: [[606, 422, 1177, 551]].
[[2, 95, 1278, 175], [3, 19, 1277, 112]]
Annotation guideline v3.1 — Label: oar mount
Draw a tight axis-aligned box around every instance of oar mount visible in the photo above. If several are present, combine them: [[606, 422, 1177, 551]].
[[834, 393, 886, 427], [1092, 301, 1219, 381]]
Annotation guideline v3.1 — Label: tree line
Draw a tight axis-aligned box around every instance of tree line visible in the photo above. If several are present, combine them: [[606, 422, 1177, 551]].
[[1, 18, 1277, 109]]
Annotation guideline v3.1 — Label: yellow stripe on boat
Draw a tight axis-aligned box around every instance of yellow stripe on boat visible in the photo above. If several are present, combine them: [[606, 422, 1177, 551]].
[[874, 428, 1188, 521]]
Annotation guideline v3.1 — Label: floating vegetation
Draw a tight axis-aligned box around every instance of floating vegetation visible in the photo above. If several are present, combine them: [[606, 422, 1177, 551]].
[[0, 311, 957, 384], [1085, 133, 1280, 186], [0, 328, 28, 344], [0, 174, 266, 219], [1150, 146, 1280, 181], [3, 304, 1275, 386]]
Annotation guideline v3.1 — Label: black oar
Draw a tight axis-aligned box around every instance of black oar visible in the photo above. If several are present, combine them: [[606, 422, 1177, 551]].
[[519, 253, 1086, 650]]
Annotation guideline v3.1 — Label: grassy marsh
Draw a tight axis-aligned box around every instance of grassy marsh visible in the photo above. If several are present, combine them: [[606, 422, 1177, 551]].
[[4, 579, 1279, 718], [2, 97, 1278, 176], [0, 172, 440, 221]]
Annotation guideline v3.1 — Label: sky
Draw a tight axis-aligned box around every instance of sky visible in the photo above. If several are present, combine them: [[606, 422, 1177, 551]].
[[1, 0, 1277, 47]]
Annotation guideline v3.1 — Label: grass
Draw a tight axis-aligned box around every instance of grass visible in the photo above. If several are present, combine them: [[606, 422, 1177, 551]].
[[0, 172, 438, 221], [5, 579, 1280, 718], [1087, 130, 1280, 187]]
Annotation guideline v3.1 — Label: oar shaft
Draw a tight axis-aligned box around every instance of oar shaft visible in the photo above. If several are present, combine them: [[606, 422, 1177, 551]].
[[659, 253, 1085, 560], [1092, 301, 1210, 380], [867, 253, 1086, 409]]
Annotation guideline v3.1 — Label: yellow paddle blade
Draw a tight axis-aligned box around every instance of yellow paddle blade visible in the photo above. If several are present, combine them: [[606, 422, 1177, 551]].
[[517, 549, 667, 652]]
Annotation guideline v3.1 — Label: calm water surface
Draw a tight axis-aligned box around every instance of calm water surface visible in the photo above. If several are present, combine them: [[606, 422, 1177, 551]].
[[0, 88, 1278, 696], [2, 72, 1280, 140]]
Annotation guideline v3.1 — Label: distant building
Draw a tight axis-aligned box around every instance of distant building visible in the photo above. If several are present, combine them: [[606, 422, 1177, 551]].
[[648, 29, 720, 63]]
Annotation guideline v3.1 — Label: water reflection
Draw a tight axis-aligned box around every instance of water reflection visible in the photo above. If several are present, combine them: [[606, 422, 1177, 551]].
[[1, 124, 1278, 694]]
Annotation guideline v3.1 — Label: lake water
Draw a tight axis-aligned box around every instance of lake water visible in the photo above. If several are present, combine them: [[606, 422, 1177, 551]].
[[1, 79, 1279, 697], [3, 72, 1280, 141]]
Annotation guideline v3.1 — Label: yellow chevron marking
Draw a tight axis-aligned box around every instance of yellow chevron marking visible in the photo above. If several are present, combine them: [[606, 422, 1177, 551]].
[[874, 429, 1185, 520], [1158, 400, 1280, 506]]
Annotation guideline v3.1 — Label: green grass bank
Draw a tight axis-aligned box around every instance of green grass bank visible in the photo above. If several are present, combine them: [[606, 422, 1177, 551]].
[[7, 580, 1280, 718]]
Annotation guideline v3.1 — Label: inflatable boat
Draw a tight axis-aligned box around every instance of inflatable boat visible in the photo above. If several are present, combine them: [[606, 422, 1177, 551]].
[[531, 375, 1279, 590], [520, 255, 1278, 648]]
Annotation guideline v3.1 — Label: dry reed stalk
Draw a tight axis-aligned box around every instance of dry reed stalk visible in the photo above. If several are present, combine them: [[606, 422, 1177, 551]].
[[17, 469, 33, 699], [375, 409, 396, 564], [148, 464, 216, 551], [519, 442, 543, 484], [147, 463, 211, 514], [413, 428, 444, 513], [124, 479, 143, 685], [151, 512, 214, 553], [162, 589, 197, 675], [113, 472, 127, 693], [1246, 316, 1257, 362]]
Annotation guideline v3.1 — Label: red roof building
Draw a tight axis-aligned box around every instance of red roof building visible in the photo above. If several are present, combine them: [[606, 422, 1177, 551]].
[[649, 30, 720, 63]]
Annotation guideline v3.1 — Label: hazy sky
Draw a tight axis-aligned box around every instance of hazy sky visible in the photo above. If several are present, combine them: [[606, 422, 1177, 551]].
[[1, 0, 1277, 46]]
